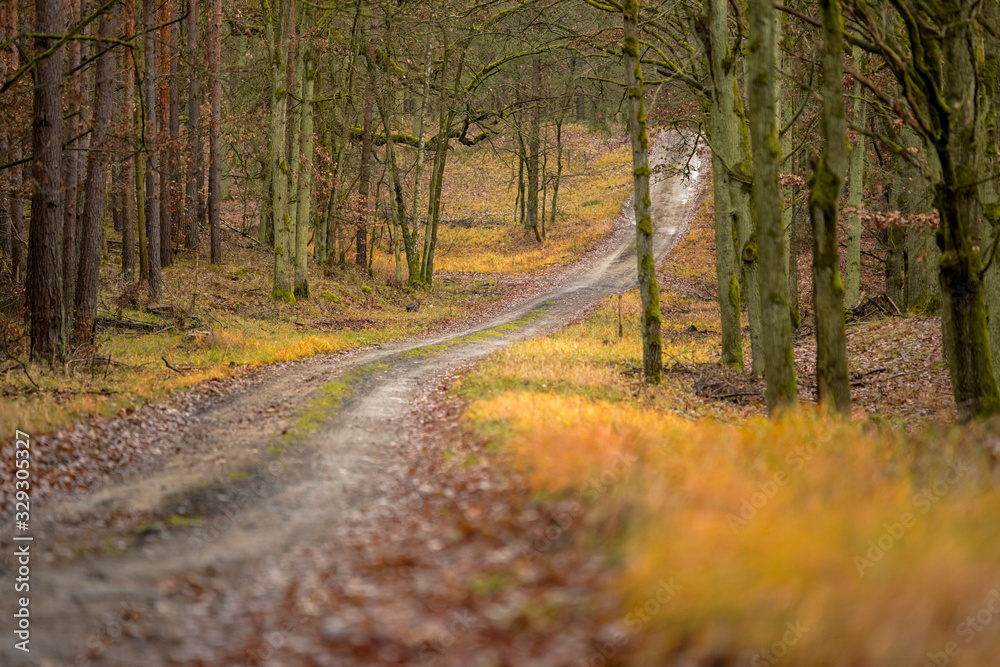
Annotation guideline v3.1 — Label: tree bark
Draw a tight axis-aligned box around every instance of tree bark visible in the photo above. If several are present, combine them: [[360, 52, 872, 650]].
[[0, 0, 16, 278], [143, 0, 162, 300], [62, 0, 82, 323], [702, 0, 745, 370], [420, 37, 464, 287], [186, 0, 201, 249], [748, 0, 797, 411], [208, 0, 222, 264], [158, 0, 173, 266], [623, 0, 662, 383], [293, 12, 315, 298], [526, 56, 542, 243], [356, 40, 375, 270], [169, 0, 182, 248], [976, 0, 1000, 384], [76, 8, 115, 332], [371, 40, 419, 286], [809, 0, 851, 414], [934, 1, 1000, 419], [27, 0, 66, 363], [845, 44, 866, 308], [268, 0, 293, 299]]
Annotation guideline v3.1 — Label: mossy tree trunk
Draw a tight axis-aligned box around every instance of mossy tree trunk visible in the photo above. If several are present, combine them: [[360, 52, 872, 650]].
[[976, 0, 1000, 383], [268, 0, 294, 301], [902, 129, 938, 311], [623, 0, 662, 383], [702, 0, 745, 370], [748, 0, 797, 411], [809, 0, 851, 414], [933, 1, 1000, 418], [293, 13, 315, 299]]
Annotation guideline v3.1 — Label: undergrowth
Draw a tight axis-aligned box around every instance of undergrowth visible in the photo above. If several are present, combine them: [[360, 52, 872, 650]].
[[455, 179, 1000, 665]]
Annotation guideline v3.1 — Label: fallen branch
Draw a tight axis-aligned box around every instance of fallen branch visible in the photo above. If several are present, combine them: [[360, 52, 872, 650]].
[[161, 355, 184, 374], [222, 220, 271, 251], [709, 391, 761, 400]]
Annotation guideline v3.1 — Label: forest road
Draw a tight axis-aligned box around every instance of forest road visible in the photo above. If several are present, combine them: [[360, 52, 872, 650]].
[[3, 132, 707, 666]]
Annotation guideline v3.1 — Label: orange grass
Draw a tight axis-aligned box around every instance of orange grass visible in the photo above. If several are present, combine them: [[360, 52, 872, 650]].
[[466, 384, 1000, 665]]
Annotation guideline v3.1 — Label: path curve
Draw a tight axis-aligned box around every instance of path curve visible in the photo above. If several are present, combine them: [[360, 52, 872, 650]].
[[3, 132, 707, 665]]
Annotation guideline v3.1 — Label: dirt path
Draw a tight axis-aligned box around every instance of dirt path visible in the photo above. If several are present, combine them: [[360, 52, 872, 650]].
[[1, 133, 707, 666]]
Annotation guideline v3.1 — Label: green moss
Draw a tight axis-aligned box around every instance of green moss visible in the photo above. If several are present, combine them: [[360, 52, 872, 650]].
[[728, 275, 741, 309], [401, 343, 448, 359], [166, 514, 203, 527], [228, 468, 253, 482], [271, 288, 296, 304]]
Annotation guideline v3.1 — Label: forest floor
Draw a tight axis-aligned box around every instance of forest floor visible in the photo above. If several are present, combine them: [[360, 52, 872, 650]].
[[5, 129, 999, 666]]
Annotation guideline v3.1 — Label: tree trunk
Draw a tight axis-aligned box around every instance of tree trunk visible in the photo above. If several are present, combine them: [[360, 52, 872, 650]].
[[126, 0, 145, 281], [143, 0, 162, 300], [294, 14, 315, 298], [259, 156, 272, 245], [186, 0, 201, 249], [703, 0, 745, 370], [370, 40, 418, 286], [208, 0, 222, 264], [809, 0, 851, 414], [623, 0, 662, 383], [269, 0, 293, 300], [62, 0, 82, 324], [935, 3, 1000, 419], [845, 44, 867, 308], [903, 129, 937, 311], [748, 0, 797, 411], [0, 0, 15, 278], [357, 41, 375, 270], [526, 57, 542, 243], [158, 0, 173, 266], [977, 0, 1000, 384], [168, 0, 182, 249], [325, 0, 363, 270], [27, 0, 66, 363], [550, 112, 564, 229], [885, 226, 905, 309], [406, 36, 434, 283], [420, 38, 464, 287], [75, 8, 115, 332]]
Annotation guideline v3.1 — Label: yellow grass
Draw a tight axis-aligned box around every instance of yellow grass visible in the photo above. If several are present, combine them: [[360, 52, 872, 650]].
[[0, 236, 502, 436], [457, 181, 1000, 665], [465, 387, 1000, 665], [431, 127, 632, 274]]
